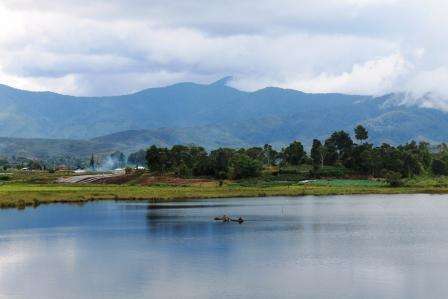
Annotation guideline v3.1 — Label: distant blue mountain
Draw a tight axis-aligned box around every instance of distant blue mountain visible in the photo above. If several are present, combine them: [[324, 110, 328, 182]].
[[1, 78, 448, 158]]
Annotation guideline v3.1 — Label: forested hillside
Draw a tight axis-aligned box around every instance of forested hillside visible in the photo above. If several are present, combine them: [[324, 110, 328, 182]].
[[1, 79, 448, 143], [1, 79, 448, 159]]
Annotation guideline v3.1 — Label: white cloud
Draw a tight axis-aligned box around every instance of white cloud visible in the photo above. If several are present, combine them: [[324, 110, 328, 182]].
[[0, 0, 447, 103], [286, 53, 410, 95]]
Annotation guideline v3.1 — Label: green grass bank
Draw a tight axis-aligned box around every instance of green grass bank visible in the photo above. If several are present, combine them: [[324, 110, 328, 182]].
[[2, 178, 448, 209]]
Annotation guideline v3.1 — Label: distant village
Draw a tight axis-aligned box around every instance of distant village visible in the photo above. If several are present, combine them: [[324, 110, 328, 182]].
[[0, 149, 147, 174]]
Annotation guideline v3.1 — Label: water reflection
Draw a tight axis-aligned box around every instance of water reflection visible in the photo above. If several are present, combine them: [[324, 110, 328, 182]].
[[1, 195, 448, 298]]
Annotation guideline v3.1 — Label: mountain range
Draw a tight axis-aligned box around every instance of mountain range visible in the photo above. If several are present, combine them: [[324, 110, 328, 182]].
[[1, 77, 448, 159]]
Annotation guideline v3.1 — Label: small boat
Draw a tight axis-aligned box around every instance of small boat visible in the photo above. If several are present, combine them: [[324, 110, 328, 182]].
[[214, 215, 244, 223]]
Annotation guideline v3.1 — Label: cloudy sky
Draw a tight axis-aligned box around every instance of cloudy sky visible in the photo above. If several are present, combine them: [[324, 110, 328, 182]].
[[0, 0, 446, 98]]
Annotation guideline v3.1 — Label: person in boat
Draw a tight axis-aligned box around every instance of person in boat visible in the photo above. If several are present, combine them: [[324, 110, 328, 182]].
[[231, 217, 244, 223], [214, 215, 244, 223], [214, 215, 230, 222]]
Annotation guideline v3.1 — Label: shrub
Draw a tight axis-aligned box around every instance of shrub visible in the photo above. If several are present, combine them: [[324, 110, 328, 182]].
[[0, 175, 10, 181], [312, 165, 347, 178], [217, 171, 228, 180], [279, 167, 303, 175], [176, 162, 191, 178], [16, 200, 26, 210], [385, 171, 403, 187]]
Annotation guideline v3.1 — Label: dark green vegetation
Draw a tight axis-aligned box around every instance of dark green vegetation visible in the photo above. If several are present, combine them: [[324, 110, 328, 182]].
[[3, 125, 448, 183], [141, 126, 446, 188], [145, 145, 264, 179], [2, 78, 448, 160]]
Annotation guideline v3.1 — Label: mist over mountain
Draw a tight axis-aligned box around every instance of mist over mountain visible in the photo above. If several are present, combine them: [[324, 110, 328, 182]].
[[1, 78, 448, 159]]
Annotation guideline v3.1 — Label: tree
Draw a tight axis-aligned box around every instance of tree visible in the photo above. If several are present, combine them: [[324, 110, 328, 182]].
[[190, 147, 210, 176], [128, 149, 147, 167], [310, 139, 325, 170], [119, 153, 126, 168], [403, 152, 421, 178], [89, 154, 95, 170], [209, 148, 235, 179], [245, 147, 264, 161], [350, 143, 375, 175], [398, 141, 431, 171], [417, 142, 432, 169], [358, 144, 375, 175], [436, 143, 448, 160], [107, 151, 127, 169], [176, 161, 191, 177], [282, 141, 305, 166], [192, 157, 213, 177], [354, 125, 368, 143], [432, 159, 447, 176], [263, 144, 278, 166], [110, 151, 126, 168], [230, 154, 262, 179], [325, 131, 353, 162], [146, 146, 170, 173], [323, 140, 338, 165], [377, 143, 403, 174]]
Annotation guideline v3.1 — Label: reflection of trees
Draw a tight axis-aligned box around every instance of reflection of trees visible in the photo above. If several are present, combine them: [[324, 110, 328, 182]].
[[145, 205, 232, 240]]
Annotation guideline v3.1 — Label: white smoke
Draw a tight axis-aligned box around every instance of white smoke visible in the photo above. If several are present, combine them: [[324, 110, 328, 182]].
[[96, 154, 126, 172], [96, 156, 115, 172]]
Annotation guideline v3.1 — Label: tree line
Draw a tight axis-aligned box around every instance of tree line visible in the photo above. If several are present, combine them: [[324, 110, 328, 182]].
[[5, 125, 448, 183], [139, 125, 448, 181]]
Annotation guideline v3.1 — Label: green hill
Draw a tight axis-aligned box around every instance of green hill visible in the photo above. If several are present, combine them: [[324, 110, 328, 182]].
[[1, 78, 448, 159]]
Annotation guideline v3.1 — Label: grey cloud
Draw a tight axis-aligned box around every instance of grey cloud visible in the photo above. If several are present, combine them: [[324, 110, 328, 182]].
[[0, 0, 448, 104]]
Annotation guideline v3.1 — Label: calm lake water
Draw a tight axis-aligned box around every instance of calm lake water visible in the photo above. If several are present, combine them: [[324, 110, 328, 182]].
[[1, 194, 448, 298]]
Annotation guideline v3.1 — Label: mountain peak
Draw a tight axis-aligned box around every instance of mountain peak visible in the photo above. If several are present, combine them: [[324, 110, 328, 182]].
[[209, 76, 233, 86]]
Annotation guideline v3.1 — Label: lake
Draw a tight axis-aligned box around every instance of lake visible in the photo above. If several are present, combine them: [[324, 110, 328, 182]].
[[1, 194, 448, 298]]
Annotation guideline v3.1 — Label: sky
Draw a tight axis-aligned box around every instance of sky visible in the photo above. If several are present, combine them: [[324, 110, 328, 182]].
[[0, 0, 447, 102]]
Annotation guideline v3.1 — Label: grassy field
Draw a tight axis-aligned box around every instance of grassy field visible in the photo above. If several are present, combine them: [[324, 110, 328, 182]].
[[2, 176, 448, 209]]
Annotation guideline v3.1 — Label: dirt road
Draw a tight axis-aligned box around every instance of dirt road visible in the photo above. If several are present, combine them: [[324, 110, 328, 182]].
[[57, 173, 121, 184]]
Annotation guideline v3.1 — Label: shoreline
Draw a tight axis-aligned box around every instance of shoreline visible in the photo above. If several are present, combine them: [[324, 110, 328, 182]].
[[2, 183, 448, 209]]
